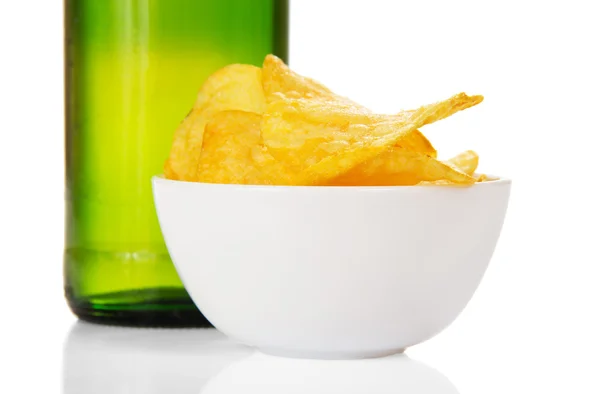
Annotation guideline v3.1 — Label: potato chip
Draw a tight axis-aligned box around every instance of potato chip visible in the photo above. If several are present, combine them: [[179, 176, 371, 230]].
[[262, 55, 437, 157], [327, 148, 475, 186], [163, 110, 198, 180], [445, 150, 479, 176], [164, 64, 266, 181], [399, 130, 437, 157], [262, 54, 353, 103], [196, 111, 294, 185], [165, 55, 487, 187], [305, 93, 483, 185], [262, 92, 483, 185]]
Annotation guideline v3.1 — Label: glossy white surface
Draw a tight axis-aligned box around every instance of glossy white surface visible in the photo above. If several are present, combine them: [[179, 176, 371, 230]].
[[63, 324, 252, 394], [153, 177, 511, 359], [2, 314, 599, 394], [62, 323, 458, 394], [202, 352, 459, 394]]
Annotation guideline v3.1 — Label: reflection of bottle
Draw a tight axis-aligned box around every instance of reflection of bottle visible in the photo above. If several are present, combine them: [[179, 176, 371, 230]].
[[64, 0, 289, 326], [201, 352, 460, 394], [63, 322, 252, 394]]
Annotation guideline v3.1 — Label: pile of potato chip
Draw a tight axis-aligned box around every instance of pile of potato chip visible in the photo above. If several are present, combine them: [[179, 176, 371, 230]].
[[164, 55, 486, 186]]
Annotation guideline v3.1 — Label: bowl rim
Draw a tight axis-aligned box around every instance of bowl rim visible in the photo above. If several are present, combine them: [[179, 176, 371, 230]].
[[152, 175, 511, 191]]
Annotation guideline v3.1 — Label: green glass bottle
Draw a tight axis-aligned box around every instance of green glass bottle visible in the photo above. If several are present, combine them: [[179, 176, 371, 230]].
[[64, 0, 289, 326]]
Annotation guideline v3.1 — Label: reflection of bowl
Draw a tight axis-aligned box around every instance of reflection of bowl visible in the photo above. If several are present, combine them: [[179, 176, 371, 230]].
[[63, 323, 251, 394], [153, 177, 511, 359], [201, 352, 459, 394]]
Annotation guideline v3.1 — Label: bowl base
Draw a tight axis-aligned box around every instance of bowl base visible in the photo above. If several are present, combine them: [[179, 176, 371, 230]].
[[257, 346, 406, 360]]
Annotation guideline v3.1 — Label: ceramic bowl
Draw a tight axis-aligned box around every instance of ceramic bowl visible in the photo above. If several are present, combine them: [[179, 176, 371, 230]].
[[153, 176, 511, 359]]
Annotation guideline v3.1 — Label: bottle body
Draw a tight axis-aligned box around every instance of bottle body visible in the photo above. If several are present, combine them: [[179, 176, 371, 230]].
[[64, 0, 288, 326]]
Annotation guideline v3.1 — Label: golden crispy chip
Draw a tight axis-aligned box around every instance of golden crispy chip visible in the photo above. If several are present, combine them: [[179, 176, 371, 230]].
[[476, 174, 489, 182], [328, 148, 475, 186], [445, 150, 479, 176], [399, 129, 437, 157], [262, 55, 436, 157], [196, 111, 294, 185], [262, 54, 353, 103], [164, 111, 197, 180], [164, 64, 266, 181], [165, 55, 484, 187], [262, 92, 483, 185], [300, 93, 483, 185]]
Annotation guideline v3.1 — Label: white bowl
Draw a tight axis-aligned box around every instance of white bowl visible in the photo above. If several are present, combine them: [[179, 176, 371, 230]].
[[152, 176, 511, 359]]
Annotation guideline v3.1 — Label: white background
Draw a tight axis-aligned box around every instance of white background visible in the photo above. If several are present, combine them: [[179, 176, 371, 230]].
[[1, 0, 600, 393]]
